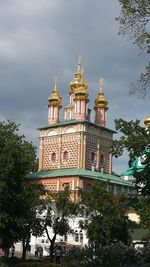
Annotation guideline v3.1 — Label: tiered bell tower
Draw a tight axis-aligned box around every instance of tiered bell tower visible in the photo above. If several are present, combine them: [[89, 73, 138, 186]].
[[64, 57, 90, 121], [29, 58, 134, 203]]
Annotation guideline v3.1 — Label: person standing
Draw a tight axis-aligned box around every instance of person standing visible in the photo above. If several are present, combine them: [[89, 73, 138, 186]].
[[55, 247, 62, 264], [35, 244, 38, 258], [38, 246, 43, 259]]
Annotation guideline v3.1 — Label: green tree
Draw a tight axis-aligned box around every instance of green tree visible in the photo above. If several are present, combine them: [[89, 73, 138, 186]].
[[43, 188, 78, 262], [116, 0, 150, 97], [0, 121, 41, 257], [112, 118, 150, 195], [112, 118, 150, 234], [80, 181, 130, 253], [20, 182, 46, 260], [138, 196, 150, 232]]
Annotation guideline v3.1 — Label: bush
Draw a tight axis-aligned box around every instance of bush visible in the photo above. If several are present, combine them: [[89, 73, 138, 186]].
[[64, 242, 150, 267], [17, 263, 61, 267]]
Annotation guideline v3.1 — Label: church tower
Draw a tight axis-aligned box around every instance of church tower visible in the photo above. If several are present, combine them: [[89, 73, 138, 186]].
[[29, 59, 133, 202], [94, 79, 108, 127], [48, 78, 62, 125], [74, 67, 89, 121], [64, 57, 90, 121]]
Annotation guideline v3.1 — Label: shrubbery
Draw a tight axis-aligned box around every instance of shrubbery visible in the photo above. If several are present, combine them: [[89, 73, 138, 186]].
[[64, 243, 150, 267]]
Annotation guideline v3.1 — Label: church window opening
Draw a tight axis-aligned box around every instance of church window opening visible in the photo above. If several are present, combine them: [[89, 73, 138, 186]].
[[63, 151, 68, 161], [62, 182, 70, 189], [91, 152, 96, 162], [100, 154, 105, 165], [51, 152, 56, 161]]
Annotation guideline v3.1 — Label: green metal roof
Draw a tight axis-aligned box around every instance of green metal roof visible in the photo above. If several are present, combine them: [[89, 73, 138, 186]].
[[27, 168, 134, 187], [38, 120, 116, 133], [121, 157, 145, 177], [121, 166, 144, 177]]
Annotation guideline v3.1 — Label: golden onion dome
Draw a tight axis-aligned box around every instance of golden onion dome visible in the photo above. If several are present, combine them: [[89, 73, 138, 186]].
[[144, 114, 150, 127], [74, 69, 89, 101], [95, 79, 108, 108], [74, 86, 89, 101], [48, 78, 62, 107], [70, 57, 88, 94]]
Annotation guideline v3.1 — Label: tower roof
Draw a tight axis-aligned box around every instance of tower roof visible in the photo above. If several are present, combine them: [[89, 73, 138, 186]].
[[144, 114, 150, 127], [95, 79, 108, 108], [70, 57, 88, 95], [74, 68, 89, 101], [48, 77, 62, 107]]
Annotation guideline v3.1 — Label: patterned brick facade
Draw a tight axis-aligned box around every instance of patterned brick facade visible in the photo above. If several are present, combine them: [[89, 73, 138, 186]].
[[33, 176, 82, 201], [38, 121, 113, 174]]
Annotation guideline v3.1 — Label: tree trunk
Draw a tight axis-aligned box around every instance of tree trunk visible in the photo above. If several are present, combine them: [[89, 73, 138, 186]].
[[45, 226, 57, 263], [4, 248, 9, 258], [50, 241, 54, 263], [22, 238, 30, 260]]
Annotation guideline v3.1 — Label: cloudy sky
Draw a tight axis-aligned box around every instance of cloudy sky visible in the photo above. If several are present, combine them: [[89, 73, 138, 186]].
[[0, 0, 149, 173]]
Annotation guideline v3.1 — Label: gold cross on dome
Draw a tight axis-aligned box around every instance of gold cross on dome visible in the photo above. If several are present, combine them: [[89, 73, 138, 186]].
[[78, 54, 82, 65], [54, 75, 58, 90], [99, 78, 104, 88]]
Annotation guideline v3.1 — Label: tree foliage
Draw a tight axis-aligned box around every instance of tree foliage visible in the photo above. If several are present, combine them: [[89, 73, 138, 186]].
[[80, 181, 131, 251], [116, 0, 150, 96], [0, 121, 43, 256], [112, 118, 150, 234], [112, 118, 150, 195], [138, 196, 150, 231], [43, 188, 78, 262], [20, 182, 46, 260]]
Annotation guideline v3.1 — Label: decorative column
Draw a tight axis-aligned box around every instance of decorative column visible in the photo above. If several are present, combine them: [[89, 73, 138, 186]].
[[96, 142, 100, 170], [94, 79, 108, 127], [38, 138, 43, 171]]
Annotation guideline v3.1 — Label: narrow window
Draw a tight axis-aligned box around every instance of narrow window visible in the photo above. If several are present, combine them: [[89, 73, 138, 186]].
[[91, 152, 95, 162], [51, 152, 56, 161], [63, 151, 68, 161], [100, 154, 105, 165]]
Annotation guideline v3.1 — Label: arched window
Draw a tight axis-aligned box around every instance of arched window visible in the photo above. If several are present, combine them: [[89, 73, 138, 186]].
[[62, 182, 70, 189], [63, 151, 68, 161], [91, 152, 95, 162], [51, 152, 56, 162], [100, 154, 105, 165]]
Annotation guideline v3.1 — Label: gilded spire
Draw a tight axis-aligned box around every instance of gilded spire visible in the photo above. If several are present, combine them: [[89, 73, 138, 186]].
[[95, 78, 108, 108], [48, 76, 62, 107], [144, 114, 150, 127]]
